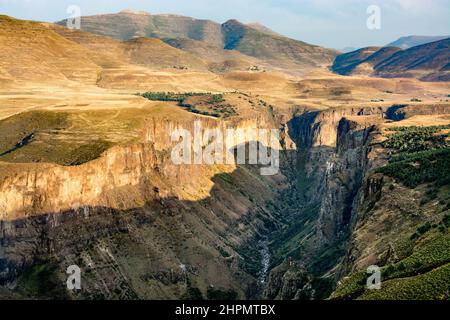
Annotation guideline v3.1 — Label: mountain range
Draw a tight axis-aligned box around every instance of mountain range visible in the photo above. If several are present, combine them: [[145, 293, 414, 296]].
[[332, 38, 450, 81], [54, 10, 450, 82], [56, 10, 338, 73]]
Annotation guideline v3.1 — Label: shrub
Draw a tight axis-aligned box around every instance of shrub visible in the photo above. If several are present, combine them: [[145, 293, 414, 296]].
[[397, 262, 406, 271], [442, 214, 450, 228], [417, 222, 432, 235], [182, 286, 204, 300], [206, 287, 238, 300]]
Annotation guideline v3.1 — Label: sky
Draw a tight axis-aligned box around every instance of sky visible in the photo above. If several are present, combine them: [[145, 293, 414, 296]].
[[1, 0, 449, 49]]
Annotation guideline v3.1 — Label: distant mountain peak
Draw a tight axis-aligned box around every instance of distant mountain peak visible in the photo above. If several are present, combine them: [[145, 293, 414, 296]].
[[119, 9, 150, 16], [246, 22, 280, 36], [222, 19, 243, 27], [386, 35, 450, 49]]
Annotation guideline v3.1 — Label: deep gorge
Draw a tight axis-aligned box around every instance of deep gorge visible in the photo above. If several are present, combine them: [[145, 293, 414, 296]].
[[0, 104, 440, 299]]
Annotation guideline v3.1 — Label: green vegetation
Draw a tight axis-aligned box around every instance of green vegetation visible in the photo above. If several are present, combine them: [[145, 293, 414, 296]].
[[411, 214, 450, 241], [385, 234, 450, 279], [386, 124, 450, 132], [217, 246, 231, 258], [208, 104, 236, 118], [411, 222, 432, 240], [237, 244, 262, 277], [383, 125, 449, 153], [331, 223, 450, 300], [181, 284, 204, 300], [140, 91, 236, 118], [207, 94, 225, 104], [360, 264, 450, 300], [17, 261, 67, 299], [61, 140, 114, 166], [216, 173, 234, 185], [377, 125, 450, 188], [376, 148, 450, 188], [311, 277, 335, 300], [140, 91, 211, 102], [335, 124, 450, 300]]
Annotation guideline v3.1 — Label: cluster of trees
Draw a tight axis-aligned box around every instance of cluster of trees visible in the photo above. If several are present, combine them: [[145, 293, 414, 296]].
[[377, 148, 450, 188], [206, 94, 225, 104], [140, 91, 235, 118], [139, 91, 212, 102], [383, 125, 449, 153], [378, 125, 450, 188], [411, 213, 450, 240]]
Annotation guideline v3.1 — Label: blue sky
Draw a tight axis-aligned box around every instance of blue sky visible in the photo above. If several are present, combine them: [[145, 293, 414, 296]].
[[1, 0, 449, 49]]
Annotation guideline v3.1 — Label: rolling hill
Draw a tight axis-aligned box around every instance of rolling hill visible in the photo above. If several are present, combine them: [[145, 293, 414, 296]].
[[331, 46, 402, 76], [331, 47, 381, 75], [0, 15, 106, 85], [375, 38, 450, 81], [332, 38, 450, 81], [0, 14, 220, 89], [221, 19, 337, 68], [162, 37, 259, 73], [61, 9, 225, 47], [50, 23, 209, 70], [56, 10, 338, 73]]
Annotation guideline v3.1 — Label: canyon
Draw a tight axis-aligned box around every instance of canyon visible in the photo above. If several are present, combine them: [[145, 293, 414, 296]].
[[1, 102, 449, 299], [0, 13, 449, 300]]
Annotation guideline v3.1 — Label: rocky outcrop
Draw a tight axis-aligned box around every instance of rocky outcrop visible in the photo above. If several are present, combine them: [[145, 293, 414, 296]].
[[286, 108, 379, 243], [315, 118, 375, 243], [0, 112, 281, 220], [385, 103, 450, 121], [0, 144, 158, 220], [264, 259, 314, 300]]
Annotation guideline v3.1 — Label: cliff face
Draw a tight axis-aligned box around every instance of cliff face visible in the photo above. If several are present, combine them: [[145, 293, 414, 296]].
[[264, 101, 450, 298], [284, 102, 449, 248], [295, 104, 450, 300], [286, 108, 381, 242], [0, 114, 287, 299], [0, 144, 158, 220], [1, 113, 281, 220], [315, 118, 375, 243]]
